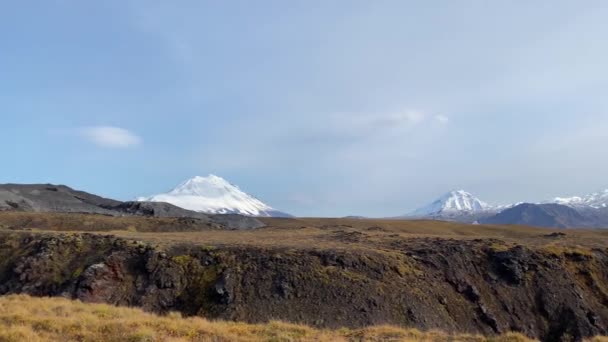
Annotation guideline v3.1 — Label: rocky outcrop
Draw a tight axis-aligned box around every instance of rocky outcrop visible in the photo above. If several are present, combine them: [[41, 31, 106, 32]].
[[1, 231, 607, 341]]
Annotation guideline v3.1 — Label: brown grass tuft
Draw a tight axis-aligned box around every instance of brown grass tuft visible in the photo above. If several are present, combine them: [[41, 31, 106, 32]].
[[0, 295, 544, 342]]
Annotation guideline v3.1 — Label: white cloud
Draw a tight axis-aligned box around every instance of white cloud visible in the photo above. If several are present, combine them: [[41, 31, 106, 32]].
[[80, 126, 142, 148], [379, 110, 427, 126], [435, 114, 449, 125], [332, 110, 429, 132]]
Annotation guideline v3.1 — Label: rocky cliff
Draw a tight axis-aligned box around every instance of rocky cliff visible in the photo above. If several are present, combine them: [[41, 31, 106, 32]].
[[1, 229, 607, 341]]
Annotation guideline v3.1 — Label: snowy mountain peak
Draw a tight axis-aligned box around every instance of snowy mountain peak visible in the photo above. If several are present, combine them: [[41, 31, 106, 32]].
[[138, 175, 291, 217], [551, 189, 608, 209], [169, 175, 241, 197], [411, 190, 492, 216]]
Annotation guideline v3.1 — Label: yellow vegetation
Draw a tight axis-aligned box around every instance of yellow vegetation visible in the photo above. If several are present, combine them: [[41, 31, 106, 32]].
[[541, 243, 595, 258], [0, 295, 542, 342]]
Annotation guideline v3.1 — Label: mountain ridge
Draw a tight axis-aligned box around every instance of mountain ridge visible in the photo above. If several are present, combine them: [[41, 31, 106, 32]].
[[400, 188, 608, 228], [550, 189, 608, 209], [481, 203, 590, 228]]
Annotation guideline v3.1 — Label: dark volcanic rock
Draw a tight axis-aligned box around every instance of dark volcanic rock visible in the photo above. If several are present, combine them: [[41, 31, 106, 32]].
[[107, 201, 211, 220], [489, 246, 529, 285], [545, 232, 567, 238], [76, 258, 128, 303]]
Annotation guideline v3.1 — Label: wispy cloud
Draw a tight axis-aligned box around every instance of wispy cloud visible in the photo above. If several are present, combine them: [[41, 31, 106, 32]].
[[330, 110, 447, 137], [366, 110, 427, 128], [80, 126, 142, 148], [434, 114, 449, 125]]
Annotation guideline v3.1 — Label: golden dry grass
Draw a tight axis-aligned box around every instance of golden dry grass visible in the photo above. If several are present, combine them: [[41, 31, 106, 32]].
[[92, 219, 608, 253], [0, 295, 539, 342]]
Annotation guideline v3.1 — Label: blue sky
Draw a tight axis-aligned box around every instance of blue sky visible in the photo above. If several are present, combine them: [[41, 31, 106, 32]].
[[2, 1, 608, 217]]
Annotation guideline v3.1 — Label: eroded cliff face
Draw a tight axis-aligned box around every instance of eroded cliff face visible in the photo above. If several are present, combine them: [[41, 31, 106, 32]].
[[0, 231, 607, 341]]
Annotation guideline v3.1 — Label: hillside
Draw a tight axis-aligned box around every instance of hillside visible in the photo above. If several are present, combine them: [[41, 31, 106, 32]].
[[0, 184, 120, 214], [481, 204, 589, 228], [1, 212, 608, 341], [481, 203, 608, 229]]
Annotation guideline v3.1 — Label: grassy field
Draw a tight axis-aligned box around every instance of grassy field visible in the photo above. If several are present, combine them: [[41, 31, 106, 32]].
[[2, 212, 608, 253], [0, 294, 543, 342]]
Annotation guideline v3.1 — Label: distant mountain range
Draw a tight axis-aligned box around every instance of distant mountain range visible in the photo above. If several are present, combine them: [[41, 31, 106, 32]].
[[403, 189, 608, 228], [138, 175, 292, 218], [2, 177, 608, 229], [550, 189, 608, 209]]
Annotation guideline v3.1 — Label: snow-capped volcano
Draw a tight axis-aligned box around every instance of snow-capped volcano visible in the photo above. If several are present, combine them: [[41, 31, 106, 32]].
[[138, 175, 291, 217], [410, 190, 493, 217], [551, 189, 608, 209]]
